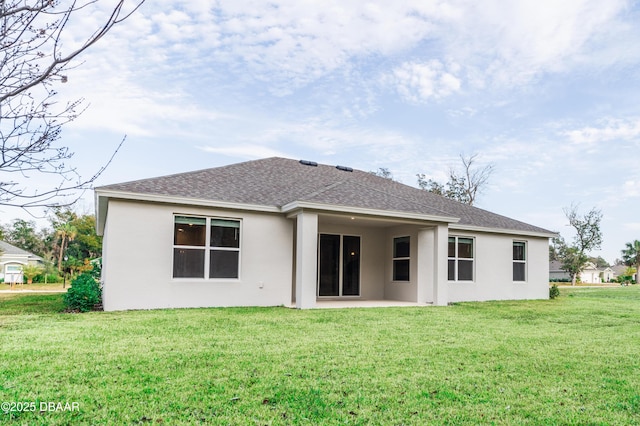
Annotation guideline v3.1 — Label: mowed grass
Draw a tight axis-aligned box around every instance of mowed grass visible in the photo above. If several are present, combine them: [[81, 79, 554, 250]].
[[0, 283, 66, 291], [1, 288, 639, 425]]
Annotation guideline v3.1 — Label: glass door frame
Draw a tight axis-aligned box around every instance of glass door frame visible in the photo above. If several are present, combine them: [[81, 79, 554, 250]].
[[317, 233, 361, 298]]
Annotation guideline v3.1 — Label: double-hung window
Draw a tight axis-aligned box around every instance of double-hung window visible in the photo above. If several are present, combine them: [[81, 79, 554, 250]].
[[393, 236, 410, 281], [513, 241, 526, 281], [173, 216, 240, 279], [448, 236, 474, 281]]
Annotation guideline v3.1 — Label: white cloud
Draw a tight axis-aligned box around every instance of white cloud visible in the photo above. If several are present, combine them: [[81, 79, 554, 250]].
[[563, 118, 640, 145], [625, 222, 640, 231], [389, 60, 461, 103], [621, 180, 640, 198], [445, 0, 631, 87], [198, 144, 291, 160]]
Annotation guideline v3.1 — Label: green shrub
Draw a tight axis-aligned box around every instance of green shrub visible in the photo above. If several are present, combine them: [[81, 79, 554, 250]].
[[22, 264, 44, 283], [549, 284, 560, 299], [33, 273, 63, 283], [89, 258, 102, 281], [63, 273, 101, 312]]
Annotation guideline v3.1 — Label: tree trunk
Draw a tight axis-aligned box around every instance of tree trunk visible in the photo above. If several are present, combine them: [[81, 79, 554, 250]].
[[57, 236, 67, 272], [571, 273, 577, 286]]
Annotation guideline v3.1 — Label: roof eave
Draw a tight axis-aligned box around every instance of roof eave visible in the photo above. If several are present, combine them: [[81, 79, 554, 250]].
[[94, 189, 281, 235], [449, 223, 558, 238], [282, 201, 460, 224]]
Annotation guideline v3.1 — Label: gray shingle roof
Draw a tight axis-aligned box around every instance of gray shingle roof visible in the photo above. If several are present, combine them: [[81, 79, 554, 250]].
[[97, 157, 555, 235], [0, 240, 42, 259]]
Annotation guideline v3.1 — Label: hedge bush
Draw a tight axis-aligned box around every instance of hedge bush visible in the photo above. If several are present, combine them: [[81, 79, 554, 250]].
[[63, 273, 101, 312], [549, 284, 560, 299]]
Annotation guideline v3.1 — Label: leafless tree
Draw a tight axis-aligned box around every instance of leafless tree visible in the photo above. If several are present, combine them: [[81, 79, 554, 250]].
[[0, 0, 143, 210], [417, 153, 494, 205]]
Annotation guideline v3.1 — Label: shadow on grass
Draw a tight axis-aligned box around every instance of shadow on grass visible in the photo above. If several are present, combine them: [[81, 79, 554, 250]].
[[0, 293, 65, 315]]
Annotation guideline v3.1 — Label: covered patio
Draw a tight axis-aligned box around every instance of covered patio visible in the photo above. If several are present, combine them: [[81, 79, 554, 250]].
[[288, 208, 453, 309]]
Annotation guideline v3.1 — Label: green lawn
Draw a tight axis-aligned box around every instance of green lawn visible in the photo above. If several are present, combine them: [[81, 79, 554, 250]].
[[0, 282, 66, 292], [1, 288, 639, 425]]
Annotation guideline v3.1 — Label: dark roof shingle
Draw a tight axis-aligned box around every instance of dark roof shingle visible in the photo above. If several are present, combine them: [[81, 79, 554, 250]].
[[97, 157, 554, 235]]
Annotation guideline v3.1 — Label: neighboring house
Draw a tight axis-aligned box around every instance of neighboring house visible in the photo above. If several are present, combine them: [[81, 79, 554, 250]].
[[0, 240, 44, 284], [95, 157, 557, 311], [612, 264, 638, 282], [601, 266, 615, 283], [580, 262, 603, 284], [549, 261, 616, 283], [549, 260, 571, 281], [611, 264, 627, 278]]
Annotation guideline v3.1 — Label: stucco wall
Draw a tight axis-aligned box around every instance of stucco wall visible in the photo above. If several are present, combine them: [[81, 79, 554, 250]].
[[102, 199, 294, 311], [447, 232, 549, 302], [383, 225, 419, 302]]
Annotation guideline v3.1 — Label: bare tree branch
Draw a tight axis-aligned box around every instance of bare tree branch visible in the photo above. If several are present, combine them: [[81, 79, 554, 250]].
[[0, 0, 144, 209], [417, 153, 494, 205]]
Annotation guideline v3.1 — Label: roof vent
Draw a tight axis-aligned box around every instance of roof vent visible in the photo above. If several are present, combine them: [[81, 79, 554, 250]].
[[336, 165, 353, 172], [299, 159, 318, 167]]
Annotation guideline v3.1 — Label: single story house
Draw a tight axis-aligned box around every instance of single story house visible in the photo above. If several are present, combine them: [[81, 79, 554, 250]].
[[580, 262, 606, 284], [95, 157, 557, 311], [549, 260, 570, 281], [612, 264, 638, 282], [0, 240, 44, 284], [550, 260, 616, 283]]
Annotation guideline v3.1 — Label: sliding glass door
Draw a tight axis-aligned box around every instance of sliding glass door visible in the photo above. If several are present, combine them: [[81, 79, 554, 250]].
[[318, 234, 360, 297]]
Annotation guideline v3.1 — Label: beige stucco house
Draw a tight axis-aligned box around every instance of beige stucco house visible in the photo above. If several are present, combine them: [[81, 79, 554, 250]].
[[0, 240, 44, 284], [95, 157, 556, 311]]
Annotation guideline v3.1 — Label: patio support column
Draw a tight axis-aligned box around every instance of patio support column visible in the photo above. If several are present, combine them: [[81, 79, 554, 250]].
[[416, 228, 430, 304], [433, 224, 449, 306], [295, 211, 318, 309]]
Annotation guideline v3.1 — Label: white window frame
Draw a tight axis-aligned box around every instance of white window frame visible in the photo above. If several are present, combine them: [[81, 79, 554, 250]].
[[172, 215, 241, 280], [448, 236, 475, 282], [513, 241, 527, 282], [392, 236, 411, 282]]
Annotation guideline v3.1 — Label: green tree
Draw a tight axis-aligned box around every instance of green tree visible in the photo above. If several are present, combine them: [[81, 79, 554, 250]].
[[556, 240, 588, 285], [417, 153, 494, 206], [66, 215, 102, 261], [3, 219, 44, 255], [370, 168, 396, 181], [558, 205, 603, 285], [48, 207, 101, 272], [56, 223, 78, 272], [621, 240, 640, 283], [549, 237, 563, 261], [589, 256, 610, 269]]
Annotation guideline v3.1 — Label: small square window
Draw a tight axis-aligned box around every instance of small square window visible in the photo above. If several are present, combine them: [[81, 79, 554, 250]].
[[393, 236, 410, 281], [173, 216, 241, 280]]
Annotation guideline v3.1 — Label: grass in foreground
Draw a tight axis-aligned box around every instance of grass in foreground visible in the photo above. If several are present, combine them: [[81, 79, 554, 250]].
[[0, 287, 639, 425]]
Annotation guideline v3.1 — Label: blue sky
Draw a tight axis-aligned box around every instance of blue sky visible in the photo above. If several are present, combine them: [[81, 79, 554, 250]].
[[5, 0, 640, 263]]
